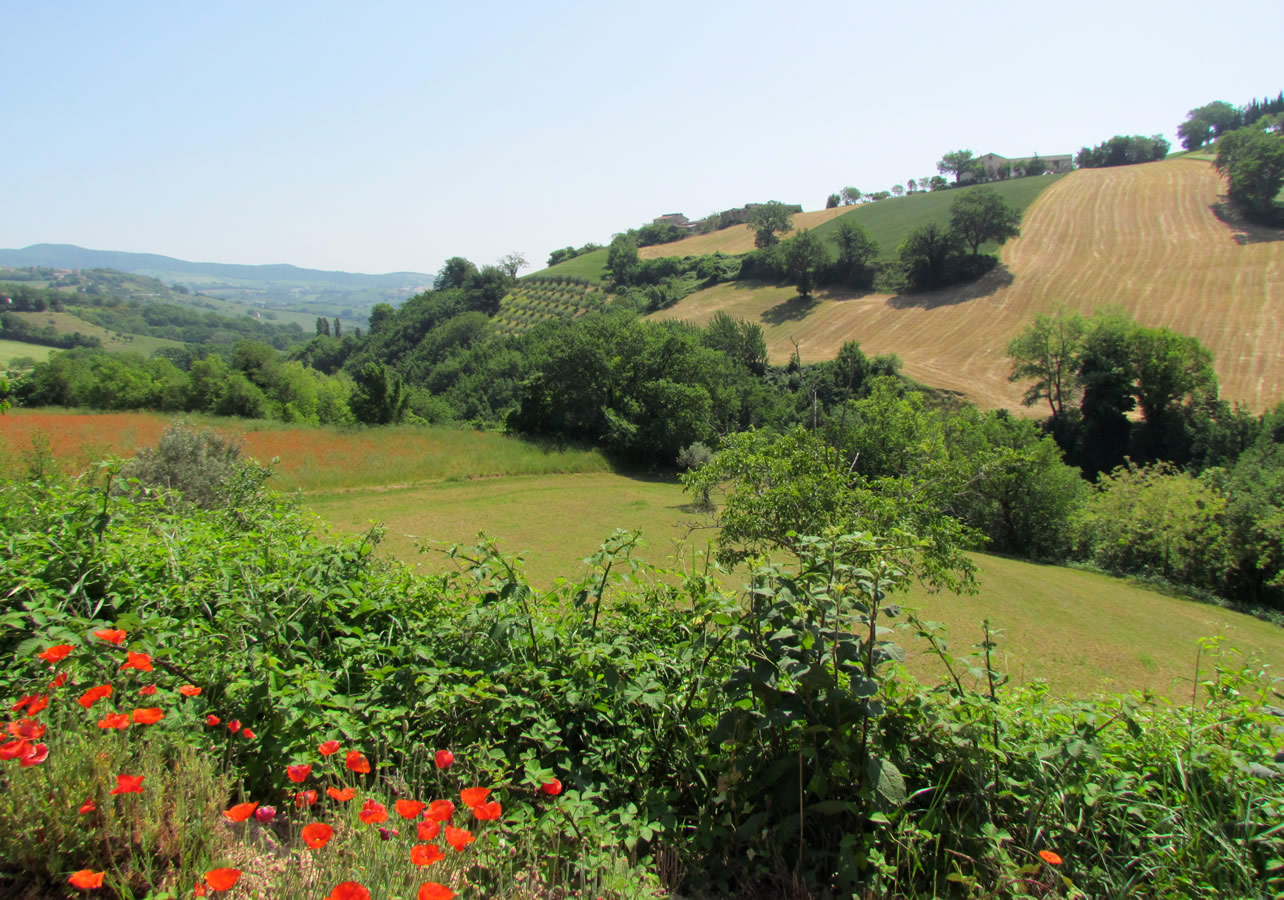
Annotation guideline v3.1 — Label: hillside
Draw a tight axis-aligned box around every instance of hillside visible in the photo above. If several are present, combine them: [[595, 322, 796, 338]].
[[637, 207, 851, 259], [654, 159, 1284, 412]]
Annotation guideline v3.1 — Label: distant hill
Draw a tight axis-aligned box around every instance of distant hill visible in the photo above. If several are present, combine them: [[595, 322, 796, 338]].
[[0, 244, 433, 323]]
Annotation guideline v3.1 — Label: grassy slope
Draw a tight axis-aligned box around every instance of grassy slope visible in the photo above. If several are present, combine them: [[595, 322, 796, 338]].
[[638, 208, 852, 259], [0, 339, 51, 369], [4, 311, 186, 356], [525, 248, 609, 283], [654, 159, 1284, 412]]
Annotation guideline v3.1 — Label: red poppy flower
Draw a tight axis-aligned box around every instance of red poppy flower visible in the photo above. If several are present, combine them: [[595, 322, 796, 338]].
[[110, 774, 144, 794], [459, 787, 490, 809], [67, 870, 105, 889], [132, 708, 164, 725], [226, 720, 241, 734], [410, 843, 445, 867], [287, 763, 312, 783], [97, 712, 131, 730], [327, 786, 356, 802], [418, 883, 454, 900], [10, 695, 36, 713], [79, 799, 96, 815], [241, 728, 255, 739], [94, 629, 127, 645], [194, 884, 207, 898], [49, 672, 68, 689], [444, 825, 474, 851], [204, 868, 241, 891], [38, 644, 74, 664], [1039, 850, 1063, 865], [345, 750, 370, 774], [396, 799, 426, 819], [26, 695, 49, 716], [138, 685, 157, 697], [318, 739, 341, 756], [255, 805, 277, 823], [177, 685, 202, 697], [434, 749, 454, 769], [541, 778, 563, 796], [78, 685, 113, 709], [206, 714, 221, 727], [222, 801, 258, 822], [358, 798, 388, 824], [426, 799, 455, 822], [0, 739, 30, 761], [8, 719, 46, 740], [19, 743, 48, 767], [325, 883, 370, 900], [417, 819, 441, 841], [473, 800, 502, 821], [302, 822, 334, 848], [295, 789, 319, 808], [120, 652, 153, 672]]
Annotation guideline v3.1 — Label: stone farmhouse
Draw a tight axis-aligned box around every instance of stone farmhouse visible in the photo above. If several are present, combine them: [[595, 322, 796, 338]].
[[967, 153, 1074, 182]]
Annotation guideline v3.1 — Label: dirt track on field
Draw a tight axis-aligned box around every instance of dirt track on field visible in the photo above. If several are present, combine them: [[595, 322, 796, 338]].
[[653, 160, 1284, 411]]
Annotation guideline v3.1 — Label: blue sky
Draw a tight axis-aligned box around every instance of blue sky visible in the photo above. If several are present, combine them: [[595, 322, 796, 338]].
[[3, 0, 1279, 276]]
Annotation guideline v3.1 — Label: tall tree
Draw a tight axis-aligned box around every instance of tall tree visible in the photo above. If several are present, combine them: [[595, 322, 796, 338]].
[[1215, 124, 1284, 222], [315, 316, 331, 337], [497, 252, 528, 279], [898, 223, 963, 290], [605, 234, 640, 284], [840, 186, 862, 206], [891, 184, 905, 197], [1006, 308, 1087, 419], [949, 187, 1022, 256], [825, 193, 841, 209], [782, 229, 826, 298], [830, 219, 879, 288], [749, 202, 795, 248], [350, 362, 409, 425], [435, 256, 478, 290], [907, 179, 918, 194], [937, 149, 976, 184]]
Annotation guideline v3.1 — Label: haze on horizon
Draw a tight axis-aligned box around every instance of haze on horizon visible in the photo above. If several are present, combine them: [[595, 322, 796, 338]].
[[3, 0, 1279, 277]]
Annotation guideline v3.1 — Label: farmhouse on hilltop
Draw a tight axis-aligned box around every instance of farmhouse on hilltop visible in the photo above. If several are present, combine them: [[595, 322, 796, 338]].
[[967, 153, 1074, 182]]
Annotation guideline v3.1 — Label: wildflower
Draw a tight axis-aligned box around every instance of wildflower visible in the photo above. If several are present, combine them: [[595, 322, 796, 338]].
[[1039, 849, 1063, 865], [8, 719, 46, 740], [78, 685, 113, 709], [417, 820, 441, 841], [395, 799, 426, 819], [177, 685, 202, 697], [302, 822, 334, 848], [426, 799, 455, 822], [418, 883, 454, 900], [459, 787, 490, 809], [295, 789, 319, 808], [444, 825, 474, 851], [194, 884, 207, 897], [241, 728, 256, 739], [119, 652, 153, 672], [97, 712, 131, 730], [327, 787, 356, 802], [541, 778, 563, 796], [79, 799, 97, 815], [204, 868, 241, 891], [0, 739, 30, 761], [226, 720, 241, 734], [434, 749, 454, 769], [132, 708, 164, 725], [19, 743, 49, 767], [68, 870, 105, 889], [38, 644, 74, 664], [93, 629, 127, 645], [222, 802, 258, 822], [26, 695, 50, 715], [473, 800, 502, 821], [410, 843, 445, 867], [318, 739, 341, 756], [138, 685, 157, 696], [110, 774, 144, 794], [206, 714, 221, 727], [345, 750, 370, 774], [378, 826, 400, 840], [49, 672, 68, 689], [358, 798, 388, 824], [325, 883, 370, 900], [254, 805, 277, 823], [287, 763, 312, 783]]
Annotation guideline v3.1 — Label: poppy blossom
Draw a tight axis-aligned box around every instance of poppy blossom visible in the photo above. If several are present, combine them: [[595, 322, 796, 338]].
[[287, 763, 312, 783], [325, 883, 370, 900], [110, 774, 144, 794], [204, 869, 241, 891], [327, 786, 356, 802], [434, 749, 454, 769], [459, 787, 490, 809], [444, 826, 474, 851], [358, 798, 388, 824], [120, 652, 153, 672], [222, 801, 258, 822], [295, 789, 319, 808], [302, 822, 334, 848], [78, 685, 113, 709], [194, 884, 207, 898], [177, 685, 202, 697], [19, 743, 48, 767], [38, 644, 73, 664], [254, 805, 277, 823], [26, 695, 49, 715], [417, 820, 441, 841], [138, 685, 157, 696], [1039, 850, 1063, 865], [97, 712, 131, 730], [8, 719, 46, 740], [541, 778, 563, 796], [345, 750, 370, 774], [410, 843, 445, 867], [49, 672, 69, 689], [418, 883, 454, 900], [318, 739, 341, 756], [0, 739, 30, 761], [396, 799, 426, 819], [426, 799, 455, 822], [241, 728, 256, 739], [67, 870, 105, 889], [79, 799, 96, 815], [378, 826, 399, 840], [93, 629, 127, 645], [132, 708, 164, 725], [473, 800, 502, 821], [206, 714, 221, 727], [9, 695, 36, 713], [226, 720, 241, 734]]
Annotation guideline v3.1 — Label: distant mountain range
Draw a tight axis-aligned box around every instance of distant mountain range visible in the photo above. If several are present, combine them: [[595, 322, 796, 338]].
[[0, 244, 434, 318]]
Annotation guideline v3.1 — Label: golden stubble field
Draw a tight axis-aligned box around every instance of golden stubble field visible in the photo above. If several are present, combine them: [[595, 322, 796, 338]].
[[653, 160, 1284, 412], [638, 207, 851, 259]]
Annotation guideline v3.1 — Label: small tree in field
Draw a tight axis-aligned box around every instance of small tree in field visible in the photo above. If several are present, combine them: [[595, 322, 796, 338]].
[[950, 188, 1022, 257]]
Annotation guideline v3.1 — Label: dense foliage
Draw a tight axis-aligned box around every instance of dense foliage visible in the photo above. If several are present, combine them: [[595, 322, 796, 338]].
[[1073, 134, 1170, 168]]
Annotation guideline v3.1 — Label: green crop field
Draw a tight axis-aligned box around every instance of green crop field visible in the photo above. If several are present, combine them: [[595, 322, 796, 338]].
[[5, 311, 187, 356], [0, 339, 51, 369], [526, 247, 609, 283]]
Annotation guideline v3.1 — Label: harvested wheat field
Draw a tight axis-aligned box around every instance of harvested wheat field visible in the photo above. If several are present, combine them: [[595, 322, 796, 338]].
[[638, 207, 851, 259], [654, 159, 1284, 411]]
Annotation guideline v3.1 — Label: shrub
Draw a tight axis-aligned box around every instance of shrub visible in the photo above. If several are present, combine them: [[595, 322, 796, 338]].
[[121, 423, 271, 511]]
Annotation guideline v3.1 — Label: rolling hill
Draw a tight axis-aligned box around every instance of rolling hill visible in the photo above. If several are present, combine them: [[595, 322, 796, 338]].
[[653, 158, 1284, 412]]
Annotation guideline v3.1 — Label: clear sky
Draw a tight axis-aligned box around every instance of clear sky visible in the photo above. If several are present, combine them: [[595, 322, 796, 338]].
[[3, 0, 1279, 276]]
